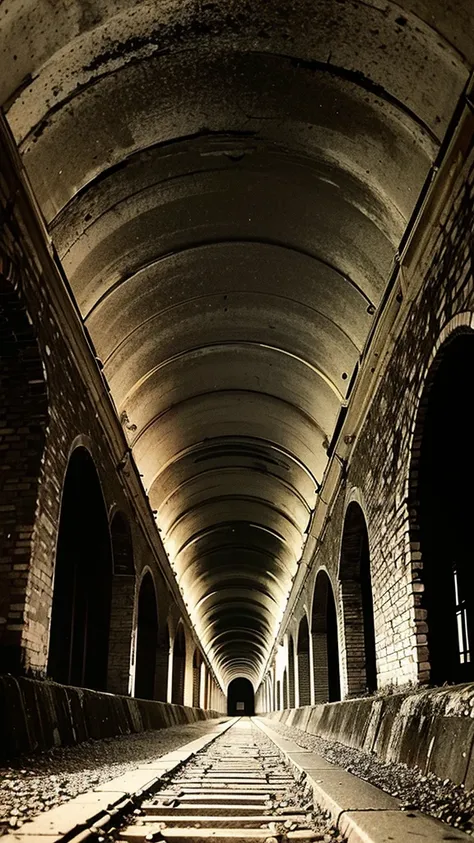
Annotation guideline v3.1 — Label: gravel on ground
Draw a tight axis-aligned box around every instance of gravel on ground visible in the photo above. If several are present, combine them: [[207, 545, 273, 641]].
[[0, 718, 227, 834], [261, 717, 474, 836]]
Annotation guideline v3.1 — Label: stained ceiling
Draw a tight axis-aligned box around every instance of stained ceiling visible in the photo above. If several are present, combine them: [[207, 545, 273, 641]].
[[1, 0, 472, 688]]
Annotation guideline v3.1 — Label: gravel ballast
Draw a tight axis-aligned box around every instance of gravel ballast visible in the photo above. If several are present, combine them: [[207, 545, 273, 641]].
[[261, 717, 474, 836], [0, 718, 227, 834]]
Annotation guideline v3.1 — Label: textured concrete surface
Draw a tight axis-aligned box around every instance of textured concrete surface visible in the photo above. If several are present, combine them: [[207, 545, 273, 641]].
[[0, 676, 222, 759], [264, 683, 474, 788], [255, 717, 473, 842]]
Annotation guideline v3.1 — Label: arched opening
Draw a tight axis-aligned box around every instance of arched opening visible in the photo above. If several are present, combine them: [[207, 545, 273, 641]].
[[411, 332, 474, 685], [48, 447, 112, 690], [192, 648, 202, 707], [283, 668, 288, 709], [0, 274, 48, 673], [227, 677, 255, 715], [339, 502, 377, 695], [134, 572, 158, 699], [297, 615, 311, 706], [276, 679, 281, 710], [288, 635, 296, 707], [311, 570, 341, 702], [108, 512, 135, 694], [172, 622, 186, 704]]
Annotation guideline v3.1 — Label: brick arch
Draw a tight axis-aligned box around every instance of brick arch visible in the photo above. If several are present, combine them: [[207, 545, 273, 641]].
[[408, 318, 474, 686], [311, 569, 341, 702], [172, 620, 186, 704], [0, 269, 48, 672], [282, 668, 288, 709], [134, 568, 159, 699], [296, 612, 311, 706], [48, 445, 113, 690], [339, 500, 377, 696]]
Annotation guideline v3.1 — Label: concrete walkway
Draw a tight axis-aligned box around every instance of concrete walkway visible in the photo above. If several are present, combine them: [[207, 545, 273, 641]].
[[255, 717, 472, 843]]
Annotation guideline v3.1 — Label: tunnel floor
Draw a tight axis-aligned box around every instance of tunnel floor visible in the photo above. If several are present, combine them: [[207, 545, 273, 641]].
[[0, 719, 227, 833], [2, 715, 474, 838], [120, 719, 339, 840]]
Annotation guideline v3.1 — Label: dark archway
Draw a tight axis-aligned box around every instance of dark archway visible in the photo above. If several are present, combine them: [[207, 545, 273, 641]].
[[0, 274, 48, 673], [311, 570, 340, 702], [288, 635, 296, 707], [48, 447, 112, 690], [297, 614, 311, 706], [283, 668, 288, 709], [227, 677, 255, 715], [108, 512, 135, 694], [135, 572, 158, 699], [192, 648, 202, 707], [172, 622, 186, 704], [411, 332, 474, 685], [339, 502, 377, 695]]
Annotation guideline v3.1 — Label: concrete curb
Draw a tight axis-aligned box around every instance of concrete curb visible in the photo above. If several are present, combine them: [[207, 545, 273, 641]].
[[0, 675, 223, 759], [2, 718, 235, 843], [263, 683, 474, 790], [254, 717, 472, 843]]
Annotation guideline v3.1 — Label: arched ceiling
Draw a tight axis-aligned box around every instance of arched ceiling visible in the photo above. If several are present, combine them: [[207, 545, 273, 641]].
[[1, 0, 472, 689]]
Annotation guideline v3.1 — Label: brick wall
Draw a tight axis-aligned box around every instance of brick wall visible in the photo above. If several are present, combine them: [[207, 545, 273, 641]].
[[0, 124, 184, 685], [294, 134, 474, 694], [297, 651, 310, 705], [107, 575, 135, 694], [0, 263, 48, 672]]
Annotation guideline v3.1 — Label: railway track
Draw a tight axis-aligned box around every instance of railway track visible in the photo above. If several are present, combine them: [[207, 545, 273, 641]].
[[113, 720, 339, 843]]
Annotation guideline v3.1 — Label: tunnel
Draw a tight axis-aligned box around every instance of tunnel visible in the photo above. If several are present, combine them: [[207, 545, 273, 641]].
[[227, 678, 255, 716], [1, 0, 471, 695], [1, 10, 474, 833]]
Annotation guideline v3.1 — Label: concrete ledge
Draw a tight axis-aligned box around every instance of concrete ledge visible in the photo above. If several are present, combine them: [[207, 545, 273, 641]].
[[262, 682, 474, 789], [255, 717, 472, 843], [0, 675, 223, 759]]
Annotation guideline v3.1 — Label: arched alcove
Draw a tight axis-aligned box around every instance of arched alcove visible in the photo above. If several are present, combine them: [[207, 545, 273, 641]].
[[297, 615, 311, 706], [227, 677, 255, 715], [288, 635, 296, 708], [134, 572, 158, 699], [339, 502, 377, 695], [0, 274, 48, 673], [311, 570, 340, 702], [108, 511, 135, 694], [172, 623, 186, 704], [283, 668, 288, 709], [276, 679, 281, 710], [411, 332, 474, 685], [48, 447, 112, 690], [192, 648, 202, 707]]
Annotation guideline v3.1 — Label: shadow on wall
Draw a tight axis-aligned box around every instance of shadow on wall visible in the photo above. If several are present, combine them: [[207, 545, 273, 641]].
[[48, 447, 112, 691], [227, 677, 255, 715]]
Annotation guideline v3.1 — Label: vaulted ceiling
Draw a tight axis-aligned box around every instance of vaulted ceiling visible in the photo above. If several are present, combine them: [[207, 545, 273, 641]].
[[1, 0, 472, 688]]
